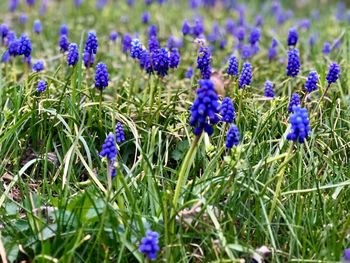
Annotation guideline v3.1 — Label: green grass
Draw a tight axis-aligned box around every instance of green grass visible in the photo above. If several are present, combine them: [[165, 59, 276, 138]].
[[0, 1, 350, 262]]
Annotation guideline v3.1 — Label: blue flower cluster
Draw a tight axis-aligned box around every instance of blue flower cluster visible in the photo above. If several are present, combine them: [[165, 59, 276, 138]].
[[322, 42, 331, 54], [264, 80, 275, 98], [59, 35, 70, 52], [268, 38, 278, 61], [286, 48, 300, 78], [238, 62, 252, 89], [220, 97, 235, 123], [286, 106, 311, 143], [139, 49, 153, 74], [148, 35, 160, 53], [33, 20, 42, 34], [182, 19, 191, 35], [17, 34, 32, 58], [100, 132, 118, 160], [304, 71, 318, 93], [326, 62, 340, 85], [67, 43, 79, 66], [287, 27, 298, 46], [288, 93, 301, 112], [197, 46, 211, 79], [115, 122, 125, 143], [122, 33, 132, 53], [226, 124, 240, 149], [95, 62, 109, 90], [138, 230, 160, 261], [169, 48, 180, 69], [130, 38, 143, 59], [152, 48, 169, 77], [37, 80, 47, 93], [83, 31, 98, 68], [32, 60, 44, 72], [189, 79, 220, 136], [185, 67, 194, 79], [227, 55, 238, 76]]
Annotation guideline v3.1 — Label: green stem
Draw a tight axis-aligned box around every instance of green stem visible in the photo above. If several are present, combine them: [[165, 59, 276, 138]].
[[99, 89, 103, 130], [236, 88, 244, 123], [268, 143, 294, 221], [172, 134, 201, 214], [315, 83, 331, 113]]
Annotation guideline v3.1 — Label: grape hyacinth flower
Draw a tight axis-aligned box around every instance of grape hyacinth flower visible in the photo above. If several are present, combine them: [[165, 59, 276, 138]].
[[84, 31, 98, 55], [142, 12, 150, 24], [264, 80, 275, 98], [185, 67, 194, 79], [130, 38, 143, 59], [182, 19, 191, 35], [19, 14, 28, 25], [37, 80, 47, 93], [227, 55, 238, 76], [17, 34, 32, 58], [192, 18, 204, 37], [83, 52, 95, 68], [67, 43, 79, 66], [59, 35, 70, 52], [197, 46, 211, 79], [60, 24, 69, 36], [1, 51, 10, 63], [238, 62, 252, 89], [286, 48, 300, 78], [148, 35, 160, 53], [110, 31, 118, 41], [74, 0, 83, 7], [322, 42, 331, 54], [287, 28, 298, 47], [288, 93, 301, 112], [344, 248, 350, 262], [220, 97, 235, 123], [255, 14, 264, 27], [326, 62, 340, 85], [249, 28, 261, 45], [225, 19, 235, 35], [33, 20, 42, 34], [0, 24, 9, 45], [139, 49, 153, 74], [236, 26, 245, 42], [32, 60, 44, 72], [115, 122, 125, 143], [151, 48, 169, 77], [148, 24, 158, 38], [304, 71, 318, 93], [95, 62, 109, 90], [268, 46, 277, 61], [226, 124, 240, 149], [286, 106, 311, 143], [169, 48, 180, 69], [100, 132, 118, 161], [26, 0, 35, 7], [8, 38, 19, 57], [241, 45, 252, 60], [138, 230, 160, 261], [189, 79, 220, 136], [9, 0, 19, 12], [122, 33, 132, 53]]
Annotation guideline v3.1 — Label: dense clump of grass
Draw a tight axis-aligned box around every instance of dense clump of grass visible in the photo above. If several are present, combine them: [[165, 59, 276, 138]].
[[0, 1, 350, 262]]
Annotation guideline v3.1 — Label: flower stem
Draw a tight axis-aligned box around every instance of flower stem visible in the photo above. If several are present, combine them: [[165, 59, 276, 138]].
[[268, 143, 294, 222], [171, 134, 201, 219], [98, 89, 103, 130]]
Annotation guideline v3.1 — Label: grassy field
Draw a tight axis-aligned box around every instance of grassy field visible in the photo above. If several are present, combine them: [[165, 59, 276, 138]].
[[0, 0, 350, 262]]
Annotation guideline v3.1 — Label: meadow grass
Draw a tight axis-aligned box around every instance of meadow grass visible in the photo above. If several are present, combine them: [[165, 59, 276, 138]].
[[0, 1, 350, 262]]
